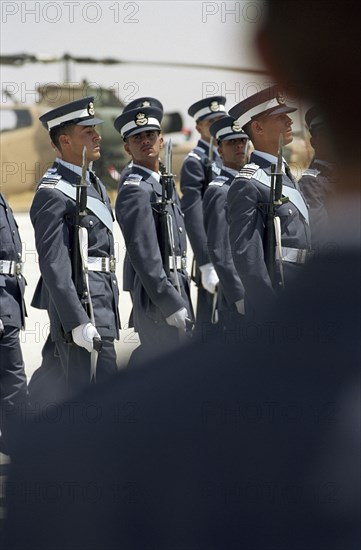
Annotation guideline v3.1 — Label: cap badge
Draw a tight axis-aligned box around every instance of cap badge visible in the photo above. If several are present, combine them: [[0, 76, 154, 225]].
[[141, 101, 151, 107], [232, 120, 242, 132], [277, 92, 286, 105], [210, 100, 220, 112], [135, 112, 148, 126], [88, 102, 95, 115]]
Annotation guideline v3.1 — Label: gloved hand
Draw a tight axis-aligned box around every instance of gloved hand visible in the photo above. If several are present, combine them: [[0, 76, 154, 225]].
[[72, 322, 100, 353], [235, 299, 245, 315], [166, 307, 188, 330], [199, 263, 219, 294], [0, 319, 4, 340]]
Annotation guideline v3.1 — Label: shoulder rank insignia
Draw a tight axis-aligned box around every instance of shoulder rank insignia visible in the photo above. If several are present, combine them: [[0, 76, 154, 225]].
[[236, 163, 260, 180], [212, 164, 222, 176], [38, 173, 62, 189], [209, 176, 228, 187], [302, 168, 320, 178], [124, 174, 142, 185], [187, 151, 202, 161]]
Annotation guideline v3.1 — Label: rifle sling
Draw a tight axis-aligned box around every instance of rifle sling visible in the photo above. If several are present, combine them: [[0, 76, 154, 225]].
[[56, 180, 113, 232], [254, 169, 309, 224]]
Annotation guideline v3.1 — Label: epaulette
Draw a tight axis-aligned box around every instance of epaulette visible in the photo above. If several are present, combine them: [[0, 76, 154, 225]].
[[209, 176, 228, 187], [123, 174, 143, 185], [235, 163, 260, 180], [301, 168, 320, 178], [38, 173, 62, 189], [187, 151, 202, 161], [212, 164, 222, 176]]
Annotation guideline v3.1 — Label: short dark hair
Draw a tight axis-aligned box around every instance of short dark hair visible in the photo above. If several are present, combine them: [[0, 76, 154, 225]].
[[50, 123, 76, 152]]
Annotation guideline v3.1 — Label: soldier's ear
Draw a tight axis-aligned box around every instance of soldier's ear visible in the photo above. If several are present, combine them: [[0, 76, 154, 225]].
[[251, 119, 263, 136], [159, 134, 164, 148], [124, 142, 130, 155], [58, 133, 70, 147]]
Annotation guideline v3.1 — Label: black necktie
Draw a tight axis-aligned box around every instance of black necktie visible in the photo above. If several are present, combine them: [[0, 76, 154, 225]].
[[284, 164, 300, 190], [89, 171, 101, 196]]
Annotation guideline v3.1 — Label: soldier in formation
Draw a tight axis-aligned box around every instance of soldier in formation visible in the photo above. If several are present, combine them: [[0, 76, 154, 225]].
[[180, 96, 227, 338], [298, 106, 336, 247], [30, 97, 120, 398], [0, 192, 28, 455], [227, 86, 312, 317], [202, 116, 248, 333], [114, 103, 193, 365]]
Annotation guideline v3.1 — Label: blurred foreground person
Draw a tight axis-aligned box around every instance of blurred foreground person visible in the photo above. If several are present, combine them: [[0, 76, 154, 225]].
[[3, 1, 360, 549]]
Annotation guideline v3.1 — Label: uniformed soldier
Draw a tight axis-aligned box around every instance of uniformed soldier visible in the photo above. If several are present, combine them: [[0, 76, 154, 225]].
[[203, 116, 248, 333], [114, 105, 193, 364], [298, 106, 336, 247], [117, 97, 165, 315], [227, 86, 312, 316], [30, 97, 120, 398], [0, 192, 28, 455], [180, 96, 227, 338]]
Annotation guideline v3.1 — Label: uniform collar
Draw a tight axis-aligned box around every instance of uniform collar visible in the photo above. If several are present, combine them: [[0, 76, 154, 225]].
[[222, 166, 238, 177], [199, 138, 219, 154], [252, 150, 288, 172], [313, 158, 334, 171], [57, 158, 92, 184], [132, 163, 161, 182]]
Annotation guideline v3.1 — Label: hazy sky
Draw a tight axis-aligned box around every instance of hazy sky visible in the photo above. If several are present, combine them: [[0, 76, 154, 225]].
[[1, 1, 278, 126]]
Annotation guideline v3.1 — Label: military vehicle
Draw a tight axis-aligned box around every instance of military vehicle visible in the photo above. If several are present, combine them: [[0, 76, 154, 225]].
[[1, 76, 191, 199], [1, 53, 312, 202]]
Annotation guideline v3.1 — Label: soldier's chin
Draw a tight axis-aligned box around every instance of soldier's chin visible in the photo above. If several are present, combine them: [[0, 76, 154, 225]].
[[283, 132, 293, 145], [90, 151, 101, 161]]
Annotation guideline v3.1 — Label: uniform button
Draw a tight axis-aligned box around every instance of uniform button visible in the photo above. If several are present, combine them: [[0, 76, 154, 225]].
[[18, 252, 21, 258], [179, 227, 183, 232], [288, 209, 292, 215], [89, 221, 93, 226], [113, 280, 117, 285], [12, 230, 15, 235]]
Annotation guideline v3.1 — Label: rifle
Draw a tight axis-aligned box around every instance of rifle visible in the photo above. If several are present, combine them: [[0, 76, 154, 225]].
[[263, 135, 285, 289], [202, 136, 215, 197], [191, 137, 217, 287], [72, 146, 102, 379], [160, 140, 194, 335]]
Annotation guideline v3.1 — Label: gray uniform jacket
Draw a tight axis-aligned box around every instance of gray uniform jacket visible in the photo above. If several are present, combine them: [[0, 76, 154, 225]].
[[30, 162, 120, 342], [0, 192, 26, 328], [299, 158, 335, 246], [180, 139, 222, 267], [118, 160, 167, 292], [227, 152, 311, 313], [115, 165, 191, 328], [203, 167, 244, 312]]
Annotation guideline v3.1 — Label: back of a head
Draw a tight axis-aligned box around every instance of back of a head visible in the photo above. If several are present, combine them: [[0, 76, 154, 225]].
[[256, 1, 360, 169]]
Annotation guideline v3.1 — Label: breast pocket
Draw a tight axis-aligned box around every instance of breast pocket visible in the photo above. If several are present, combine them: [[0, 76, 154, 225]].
[[278, 203, 299, 235]]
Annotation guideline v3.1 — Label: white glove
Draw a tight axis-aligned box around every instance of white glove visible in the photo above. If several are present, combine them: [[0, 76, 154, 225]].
[[166, 307, 188, 330], [72, 322, 100, 353], [235, 299, 245, 316], [199, 263, 219, 294]]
